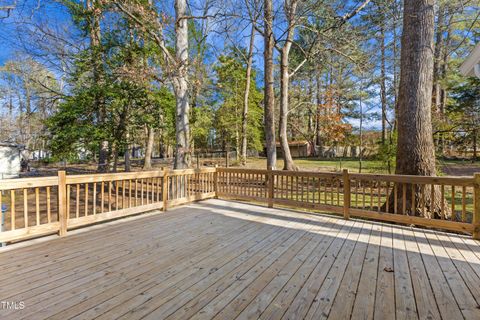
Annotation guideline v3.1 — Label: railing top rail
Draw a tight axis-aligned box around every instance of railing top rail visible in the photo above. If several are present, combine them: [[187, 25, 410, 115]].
[[348, 172, 475, 186], [217, 167, 342, 178], [169, 168, 216, 176], [0, 176, 58, 191], [217, 167, 475, 186], [66, 170, 166, 184]]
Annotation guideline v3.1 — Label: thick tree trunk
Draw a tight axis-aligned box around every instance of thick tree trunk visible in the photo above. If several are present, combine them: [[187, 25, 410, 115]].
[[263, 0, 276, 169], [392, 0, 449, 218], [241, 24, 256, 166], [396, 0, 435, 176], [144, 126, 155, 170], [173, 0, 191, 169]]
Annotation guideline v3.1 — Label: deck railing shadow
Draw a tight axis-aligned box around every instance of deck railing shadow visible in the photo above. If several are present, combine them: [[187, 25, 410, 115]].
[[202, 200, 478, 255], [0, 198, 479, 319]]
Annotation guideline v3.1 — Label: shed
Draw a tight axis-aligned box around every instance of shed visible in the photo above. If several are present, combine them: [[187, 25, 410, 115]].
[[275, 141, 313, 158], [460, 43, 480, 78], [0, 142, 23, 179]]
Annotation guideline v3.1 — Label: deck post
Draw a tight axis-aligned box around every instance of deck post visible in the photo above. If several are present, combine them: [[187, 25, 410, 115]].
[[343, 169, 351, 220], [58, 170, 68, 236], [214, 165, 219, 198], [267, 166, 274, 208], [473, 173, 480, 239], [162, 168, 169, 211]]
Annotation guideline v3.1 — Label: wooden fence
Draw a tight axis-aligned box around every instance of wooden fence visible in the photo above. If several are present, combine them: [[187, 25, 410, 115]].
[[0, 167, 479, 244], [216, 167, 480, 239], [0, 168, 216, 243]]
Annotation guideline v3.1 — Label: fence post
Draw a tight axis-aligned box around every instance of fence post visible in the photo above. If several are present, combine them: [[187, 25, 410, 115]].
[[162, 168, 169, 211], [267, 166, 274, 208], [473, 173, 480, 239], [214, 165, 219, 198], [343, 169, 351, 220], [58, 170, 68, 236]]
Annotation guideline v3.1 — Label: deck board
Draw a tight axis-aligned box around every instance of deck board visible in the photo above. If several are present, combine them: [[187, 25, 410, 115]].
[[1, 199, 480, 320]]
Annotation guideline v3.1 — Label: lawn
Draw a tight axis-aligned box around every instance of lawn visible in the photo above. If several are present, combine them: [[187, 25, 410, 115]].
[[234, 158, 390, 173]]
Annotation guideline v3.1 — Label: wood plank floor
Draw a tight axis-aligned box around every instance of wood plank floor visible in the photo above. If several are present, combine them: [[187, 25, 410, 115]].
[[1, 199, 480, 320]]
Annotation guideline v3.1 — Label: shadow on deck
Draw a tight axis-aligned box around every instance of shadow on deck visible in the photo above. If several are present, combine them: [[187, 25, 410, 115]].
[[0, 199, 479, 319]]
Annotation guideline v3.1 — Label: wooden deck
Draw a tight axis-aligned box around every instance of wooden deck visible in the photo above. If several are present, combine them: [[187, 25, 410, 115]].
[[1, 199, 480, 319]]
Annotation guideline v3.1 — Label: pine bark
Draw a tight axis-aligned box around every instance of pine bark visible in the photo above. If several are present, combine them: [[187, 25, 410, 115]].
[[392, 0, 449, 218]]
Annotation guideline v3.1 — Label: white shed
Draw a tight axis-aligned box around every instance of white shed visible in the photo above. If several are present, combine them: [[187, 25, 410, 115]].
[[460, 43, 480, 78], [0, 142, 23, 179]]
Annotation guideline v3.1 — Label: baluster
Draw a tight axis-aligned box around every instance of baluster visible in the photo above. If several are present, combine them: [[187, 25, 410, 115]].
[[67, 185, 71, 218], [85, 183, 89, 216], [122, 180, 126, 208], [440, 184, 445, 219], [23, 188, 28, 228], [101, 182, 105, 213], [76, 184, 80, 218], [10, 190, 15, 230], [93, 183, 97, 215], [394, 183, 398, 214], [47, 186, 51, 223], [35, 188, 40, 225], [377, 182, 381, 212], [108, 182, 112, 212]]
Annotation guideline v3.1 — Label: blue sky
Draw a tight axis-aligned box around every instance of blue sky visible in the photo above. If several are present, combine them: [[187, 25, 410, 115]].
[[0, 0, 384, 131]]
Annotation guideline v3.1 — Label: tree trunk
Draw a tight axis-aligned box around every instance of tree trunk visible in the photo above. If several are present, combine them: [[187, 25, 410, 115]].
[[279, 48, 297, 170], [173, 0, 191, 169], [380, 18, 387, 144], [315, 73, 323, 156], [86, 0, 108, 173], [393, 0, 449, 218], [432, 3, 445, 114], [144, 126, 155, 170], [241, 24, 256, 166], [278, 0, 298, 171], [263, 0, 276, 169]]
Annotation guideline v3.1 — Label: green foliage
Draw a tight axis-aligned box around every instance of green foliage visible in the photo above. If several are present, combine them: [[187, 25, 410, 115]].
[[214, 50, 263, 151], [376, 132, 397, 173]]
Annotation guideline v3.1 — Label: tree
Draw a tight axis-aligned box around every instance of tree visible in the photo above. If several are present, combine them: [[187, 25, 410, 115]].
[[278, 0, 299, 171], [263, 0, 276, 169], [172, 0, 191, 169], [241, 3, 259, 166], [214, 52, 263, 155], [394, 0, 447, 217]]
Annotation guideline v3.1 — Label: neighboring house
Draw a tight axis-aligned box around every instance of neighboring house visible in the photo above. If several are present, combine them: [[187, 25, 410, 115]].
[[0, 142, 24, 179], [460, 43, 480, 78]]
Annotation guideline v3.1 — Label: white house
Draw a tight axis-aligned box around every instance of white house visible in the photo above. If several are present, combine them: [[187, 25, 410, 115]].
[[460, 43, 480, 78], [0, 142, 23, 179]]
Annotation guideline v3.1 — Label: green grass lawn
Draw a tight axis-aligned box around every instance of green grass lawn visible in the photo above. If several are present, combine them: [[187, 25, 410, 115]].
[[235, 158, 389, 173], [232, 157, 480, 176]]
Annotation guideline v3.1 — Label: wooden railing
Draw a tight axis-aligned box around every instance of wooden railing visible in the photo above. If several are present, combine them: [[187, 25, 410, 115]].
[[1, 167, 479, 243], [0, 168, 216, 243], [217, 168, 480, 239]]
